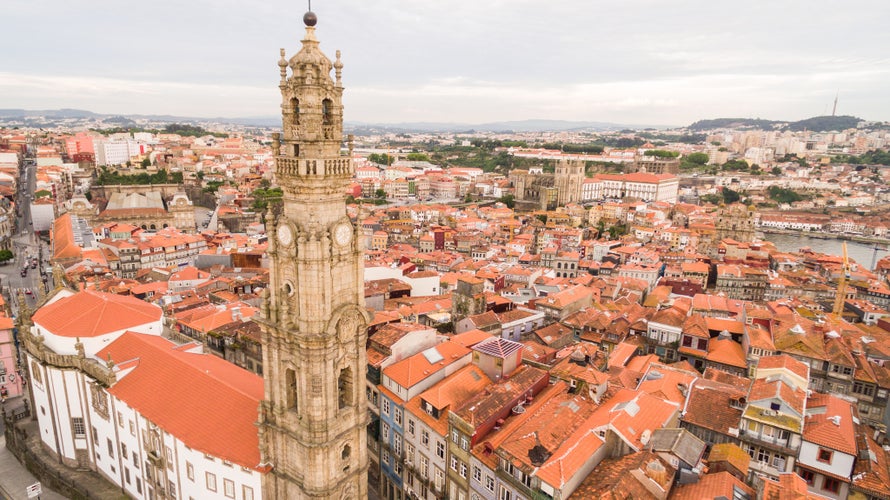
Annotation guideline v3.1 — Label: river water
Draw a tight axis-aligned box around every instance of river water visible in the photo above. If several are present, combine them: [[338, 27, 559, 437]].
[[763, 233, 890, 270]]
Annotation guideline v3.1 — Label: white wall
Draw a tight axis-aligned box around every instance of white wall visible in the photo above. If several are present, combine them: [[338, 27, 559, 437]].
[[798, 441, 854, 478]]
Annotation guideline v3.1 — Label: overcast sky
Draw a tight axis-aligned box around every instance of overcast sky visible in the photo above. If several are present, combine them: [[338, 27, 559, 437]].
[[2, 0, 888, 126]]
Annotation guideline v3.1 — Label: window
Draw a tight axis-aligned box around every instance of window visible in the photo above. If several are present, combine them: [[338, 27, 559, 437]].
[[72, 417, 86, 438], [817, 448, 833, 463], [406, 444, 414, 465], [437, 441, 445, 459], [338, 367, 353, 409], [394, 407, 403, 426], [383, 451, 390, 466], [136, 478, 142, 494], [452, 430, 460, 443], [473, 466, 482, 482], [435, 469, 445, 491], [206, 472, 217, 492], [382, 423, 390, 441], [460, 462, 468, 479], [461, 436, 469, 451], [285, 369, 298, 411], [108, 438, 115, 459], [421, 429, 430, 447], [420, 456, 429, 479], [243, 486, 254, 500], [383, 399, 391, 416], [166, 446, 173, 470], [499, 486, 512, 500], [408, 419, 415, 436], [125, 467, 131, 484], [394, 436, 402, 456], [224, 479, 235, 498], [697, 338, 708, 350], [451, 456, 458, 471], [322, 98, 333, 126], [187, 462, 194, 481], [681, 336, 693, 347], [799, 469, 814, 485], [169, 480, 177, 499], [822, 477, 840, 494], [129, 420, 135, 436], [486, 475, 495, 492]]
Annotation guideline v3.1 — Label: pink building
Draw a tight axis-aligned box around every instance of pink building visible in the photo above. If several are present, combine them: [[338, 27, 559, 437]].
[[63, 132, 95, 156], [0, 316, 24, 400]]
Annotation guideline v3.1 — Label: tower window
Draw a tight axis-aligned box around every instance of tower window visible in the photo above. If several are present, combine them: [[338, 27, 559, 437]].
[[338, 367, 353, 409], [341, 445, 351, 460], [322, 98, 333, 125], [285, 368, 298, 411], [290, 97, 300, 125]]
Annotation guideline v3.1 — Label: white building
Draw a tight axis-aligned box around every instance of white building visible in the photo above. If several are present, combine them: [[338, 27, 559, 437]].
[[591, 173, 679, 204], [23, 289, 265, 500]]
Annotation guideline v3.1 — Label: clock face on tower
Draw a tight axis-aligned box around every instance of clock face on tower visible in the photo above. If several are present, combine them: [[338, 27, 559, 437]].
[[277, 224, 293, 246], [334, 222, 352, 246]]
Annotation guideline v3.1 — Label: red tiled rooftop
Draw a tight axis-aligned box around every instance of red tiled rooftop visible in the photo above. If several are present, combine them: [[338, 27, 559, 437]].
[[98, 333, 263, 470], [33, 289, 161, 338]]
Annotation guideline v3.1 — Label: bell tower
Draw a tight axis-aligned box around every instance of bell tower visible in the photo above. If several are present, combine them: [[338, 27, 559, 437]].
[[257, 10, 369, 500]]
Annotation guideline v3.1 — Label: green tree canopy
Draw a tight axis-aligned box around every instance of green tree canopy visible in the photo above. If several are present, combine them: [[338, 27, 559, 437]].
[[686, 152, 709, 165], [644, 150, 680, 158], [368, 153, 394, 166]]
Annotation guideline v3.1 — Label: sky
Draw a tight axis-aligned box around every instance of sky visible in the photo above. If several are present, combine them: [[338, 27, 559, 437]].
[[2, 0, 889, 127]]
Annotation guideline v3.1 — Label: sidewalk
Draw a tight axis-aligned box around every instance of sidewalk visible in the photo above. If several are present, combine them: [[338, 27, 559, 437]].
[[0, 435, 66, 500]]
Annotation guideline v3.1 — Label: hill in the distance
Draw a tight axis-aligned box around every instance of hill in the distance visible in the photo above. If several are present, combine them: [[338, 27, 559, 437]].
[[689, 115, 863, 132]]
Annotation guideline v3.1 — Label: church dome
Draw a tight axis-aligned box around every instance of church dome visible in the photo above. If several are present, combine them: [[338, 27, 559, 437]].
[[288, 20, 333, 84]]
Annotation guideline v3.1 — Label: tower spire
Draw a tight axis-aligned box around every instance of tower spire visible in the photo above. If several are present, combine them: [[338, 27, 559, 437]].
[[259, 10, 369, 500]]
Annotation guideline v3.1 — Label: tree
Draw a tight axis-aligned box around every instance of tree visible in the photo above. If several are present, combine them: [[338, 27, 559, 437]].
[[497, 194, 515, 209], [406, 153, 430, 162], [374, 189, 387, 199], [368, 153, 394, 166], [722, 187, 741, 204], [644, 150, 680, 158], [771, 166, 782, 176], [686, 152, 709, 165], [0, 249, 13, 263], [140, 158, 151, 168]]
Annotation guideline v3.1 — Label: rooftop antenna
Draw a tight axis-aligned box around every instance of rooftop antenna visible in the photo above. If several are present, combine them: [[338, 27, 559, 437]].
[[832, 91, 838, 116]]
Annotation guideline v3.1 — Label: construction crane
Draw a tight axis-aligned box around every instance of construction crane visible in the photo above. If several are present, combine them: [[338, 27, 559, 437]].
[[833, 242, 850, 318]]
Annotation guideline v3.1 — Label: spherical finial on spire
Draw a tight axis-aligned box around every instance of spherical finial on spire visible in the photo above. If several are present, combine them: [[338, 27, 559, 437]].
[[303, 11, 317, 26]]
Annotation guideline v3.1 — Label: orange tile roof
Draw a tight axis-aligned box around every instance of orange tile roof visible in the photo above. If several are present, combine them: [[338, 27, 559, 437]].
[[98, 332, 263, 470], [803, 393, 857, 455], [383, 341, 470, 389], [670, 470, 754, 500], [52, 213, 83, 261], [33, 290, 161, 338], [706, 338, 748, 369], [707, 442, 751, 476]]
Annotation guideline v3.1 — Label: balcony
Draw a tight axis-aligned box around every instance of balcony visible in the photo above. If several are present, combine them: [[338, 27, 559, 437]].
[[147, 449, 166, 469], [739, 429, 797, 454]]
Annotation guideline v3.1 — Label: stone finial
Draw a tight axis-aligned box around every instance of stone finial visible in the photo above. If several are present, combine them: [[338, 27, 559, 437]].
[[271, 132, 281, 157], [348, 134, 354, 157], [334, 50, 343, 86], [53, 264, 65, 290], [106, 353, 115, 369], [75, 337, 85, 358], [278, 48, 288, 84]]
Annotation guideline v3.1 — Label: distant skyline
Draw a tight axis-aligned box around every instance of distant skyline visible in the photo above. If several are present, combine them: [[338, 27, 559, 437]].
[[2, 0, 889, 126]]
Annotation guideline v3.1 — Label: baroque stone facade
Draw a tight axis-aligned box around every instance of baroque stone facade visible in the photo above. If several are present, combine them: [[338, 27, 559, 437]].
[[256, 12, 370, 500]]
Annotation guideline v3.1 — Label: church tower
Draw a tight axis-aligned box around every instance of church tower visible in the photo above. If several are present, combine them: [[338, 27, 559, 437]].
[[257, 11, 369, 500]]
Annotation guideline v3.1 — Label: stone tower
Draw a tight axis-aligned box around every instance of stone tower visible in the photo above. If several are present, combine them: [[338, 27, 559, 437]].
[[257, 11, 369, 500], [554, 159, 585, 206]]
